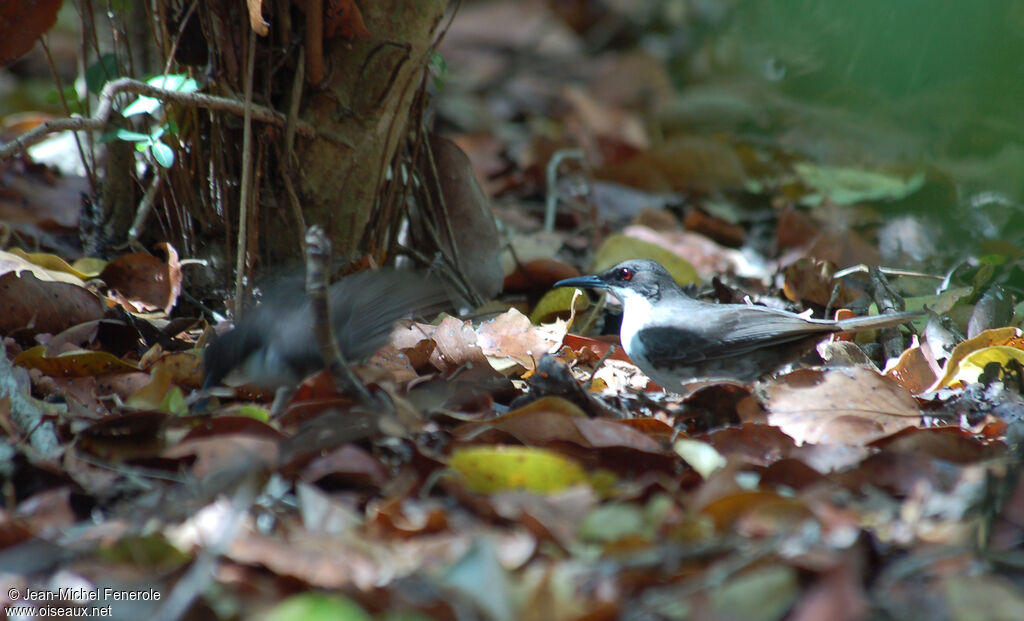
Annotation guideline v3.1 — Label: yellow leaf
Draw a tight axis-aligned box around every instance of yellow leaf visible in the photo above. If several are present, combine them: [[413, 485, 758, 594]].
[[529, 287, 589, 324], [951, 346, 1024, 387], [13, 346, 138, 376], [449, 446, 586, 494], [590, 234, 699, 286], [930, 327, 1024, 390]]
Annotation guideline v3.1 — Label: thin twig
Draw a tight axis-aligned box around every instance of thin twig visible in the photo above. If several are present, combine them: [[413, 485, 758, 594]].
[[0, 77, 317, 160], [233, 30, 257, 321], [39, 38, 96, 189], [304, 226, 376, 406], [125, 169, 164, 245]]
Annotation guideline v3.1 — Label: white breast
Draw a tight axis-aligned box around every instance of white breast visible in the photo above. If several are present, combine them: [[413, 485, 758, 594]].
[[616, 292, 654, 360]]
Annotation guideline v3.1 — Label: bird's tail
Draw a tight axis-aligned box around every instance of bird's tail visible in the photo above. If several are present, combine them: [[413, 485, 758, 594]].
[[833, 309, 922, 332]]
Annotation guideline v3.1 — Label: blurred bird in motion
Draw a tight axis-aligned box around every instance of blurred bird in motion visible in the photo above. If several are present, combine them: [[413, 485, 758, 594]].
[[201, 268, 450, 413]]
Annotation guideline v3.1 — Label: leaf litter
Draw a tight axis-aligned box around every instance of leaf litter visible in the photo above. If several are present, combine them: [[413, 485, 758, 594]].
[[4, 2, 1024, 620]]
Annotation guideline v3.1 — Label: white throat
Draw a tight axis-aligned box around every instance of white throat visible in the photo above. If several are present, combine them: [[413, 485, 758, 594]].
[[611, 288, 654, 357]]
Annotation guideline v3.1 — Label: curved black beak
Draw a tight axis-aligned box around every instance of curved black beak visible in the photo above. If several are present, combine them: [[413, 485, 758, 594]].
[[553, 274, 607, 290]]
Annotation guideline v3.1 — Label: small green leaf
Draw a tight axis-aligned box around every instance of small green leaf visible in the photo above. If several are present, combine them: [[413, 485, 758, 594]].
[[115, 128, 153, 142], [123, 95, 161, 117], [235, 405, 270, 421], [428, 51, 447, 90], [86, 54, 120, 94], [146, 74, 198, 93], [124, 74, 199, 116], [795, 163, 925, 207], [151, 141, 175, 168]]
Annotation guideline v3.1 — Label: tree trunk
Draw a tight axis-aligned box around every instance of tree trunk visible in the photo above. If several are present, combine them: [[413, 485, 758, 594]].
[[285, 1, 446, 261]]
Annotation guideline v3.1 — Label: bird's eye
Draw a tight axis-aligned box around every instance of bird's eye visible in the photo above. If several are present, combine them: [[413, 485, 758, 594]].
[[618, 267, 634, 281]]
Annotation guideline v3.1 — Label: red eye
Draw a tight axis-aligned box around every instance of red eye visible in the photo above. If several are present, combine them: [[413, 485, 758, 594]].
[[619, 267, 633, 281]]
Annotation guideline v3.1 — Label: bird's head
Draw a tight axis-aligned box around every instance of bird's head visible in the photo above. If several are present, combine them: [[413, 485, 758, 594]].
[[553, 259, 682, 304]]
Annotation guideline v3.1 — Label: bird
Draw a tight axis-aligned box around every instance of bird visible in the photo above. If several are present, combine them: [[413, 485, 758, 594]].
[[201, 267, 450, 413], [554, 258, 920, 392]]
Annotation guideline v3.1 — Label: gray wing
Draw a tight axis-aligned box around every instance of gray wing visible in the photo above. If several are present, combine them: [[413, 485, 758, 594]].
[[329, 268, 453, 360], [204, 269, 452, 389], [636, 304, 837, 365]]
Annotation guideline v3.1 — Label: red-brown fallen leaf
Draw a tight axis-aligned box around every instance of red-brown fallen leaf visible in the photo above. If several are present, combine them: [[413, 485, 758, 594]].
[[182, 416, 285, 443], [831, 451, 936, 497], [503, 258, 581, 293], [365, 343, 421, 383], [763, 368, 921, 446], [776, 205, 820, 250], [561, 333, 632, 363], [35, 372, 150, 419], [683, 208, 746, 248], [368, 497, 449, 538], [0, 0, 62, 65], [596, 135, 746, 193], [0, 512, 36, 549], [14, 488, 76, 538], [454, 396, 664, 455], [616, 417, 675, 440], [77, 411, 168, 460], [300, 443, 388, 489], [0, 272, 104, 338], [399, 316, 490, 373], [783, 257, 858, 308], [759, 458, 827, 491], [100, 243, 183, 314], [701, 490, 813, 533], [575, 418, 667, 453], [868, 426, 1000, 464], [324, 0, 370, 39], [704, 423, 798, 466], [0, 160, 88, 233], [163, 435, 278, 479]]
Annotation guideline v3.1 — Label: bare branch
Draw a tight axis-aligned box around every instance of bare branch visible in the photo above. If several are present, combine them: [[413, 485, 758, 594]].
[[0, 77, 318, 160]]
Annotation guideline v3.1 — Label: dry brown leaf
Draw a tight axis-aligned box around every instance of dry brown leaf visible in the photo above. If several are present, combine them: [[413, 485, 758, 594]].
[[783, 257, 858, 307], [246, 0, 269, 36], [764, 367, 921, 446], [0, 272, 104, 337], [885, 345, 938, 395], [100, 244, 183, 314], [0, 0, 62, 65], [476, 308, 564, 373]]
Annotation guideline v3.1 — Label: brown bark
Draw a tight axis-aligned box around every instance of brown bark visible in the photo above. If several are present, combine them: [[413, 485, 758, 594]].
[[285, 1, 447, 261]]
